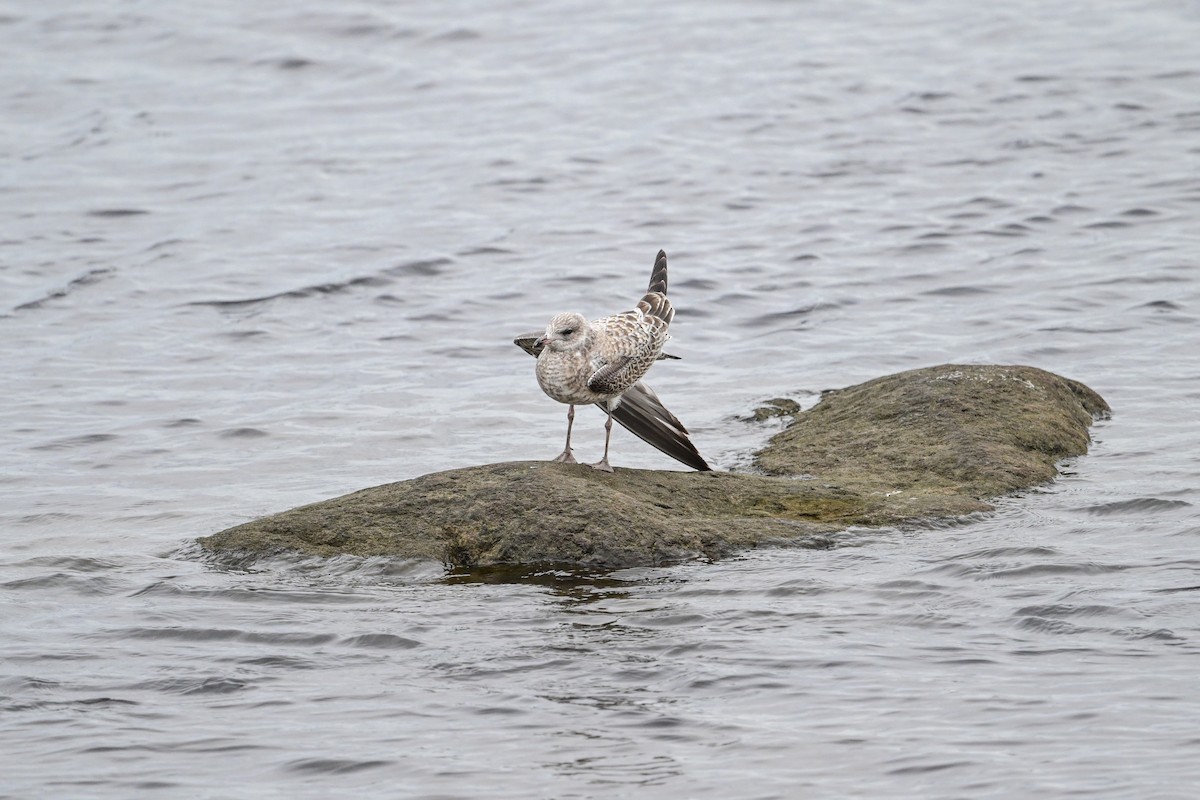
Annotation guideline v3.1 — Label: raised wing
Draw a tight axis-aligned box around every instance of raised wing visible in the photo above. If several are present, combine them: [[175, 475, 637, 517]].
[[608, 379, 711, 472]]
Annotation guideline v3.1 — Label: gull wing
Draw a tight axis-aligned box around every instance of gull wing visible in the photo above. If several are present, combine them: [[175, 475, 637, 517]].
[[609, 379, 711, 472], [513, 332, 543, 359], [513, 333, 711, 471]]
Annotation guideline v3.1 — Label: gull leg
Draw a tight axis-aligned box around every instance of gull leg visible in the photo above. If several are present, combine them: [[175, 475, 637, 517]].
[[590, 409, 615, 473], [552, 405, 577, 464]]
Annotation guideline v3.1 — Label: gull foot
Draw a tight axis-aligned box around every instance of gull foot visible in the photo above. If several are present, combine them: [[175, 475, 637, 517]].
[[552, 450, 577, 464], [589, 459, 614, 473]]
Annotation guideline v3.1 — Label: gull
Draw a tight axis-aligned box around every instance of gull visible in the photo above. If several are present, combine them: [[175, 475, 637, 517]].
[[513, 250, 711, 472]]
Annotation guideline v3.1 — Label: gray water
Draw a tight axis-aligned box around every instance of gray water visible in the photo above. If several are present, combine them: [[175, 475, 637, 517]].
[[3, 0, 1200, 797]]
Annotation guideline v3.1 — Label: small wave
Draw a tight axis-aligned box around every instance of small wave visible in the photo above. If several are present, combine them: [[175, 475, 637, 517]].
[[264, 56, 316, 70], [87, 208, 149, 217], [385, 257, 452, 277], [191, 548, 446, 580], [920, 285, 995, 296], [1017, 616, 1090, 635], [549, 751, 682, 783], [1117, 627, 1185, 643], [1017, 615, 1185, 644], [179, 677, 250, 696], [673, 278, 719, 290], [1076, 497, 1192, 515], [4, 556, 117, 573], [1085, 273, 1189, 286], [116, 627, 336, 646], [873, 579, 948, 600], [341, 633, 422, 649], [5, 696, 138, 713], [13, 267, 113, 313], [217, 427, 269, 439], [285, 757, 393, 775], [1141, 300, 1184, 311], [943, 545, 1062, 559], [457, 246, 514, 257], [886, 760, 974, 776], [986, 562, 1127, 579], [1038, 325, 1134, 334], [897, 241, 949, 253], [1015, 603, 1127, 620], [29, 433, 118, 451], [750, 304, 823, 325], [232, 655, 321, 669], [189, 257, 454, 310], [427, 27, 482, 43], [2, 573, 124, 595], [190, 275, 394, 309], [128, 676, 254, 696], [764, 580, 832, 597], [1153, 584, 1200, 594], [13, 511, 87, 527]]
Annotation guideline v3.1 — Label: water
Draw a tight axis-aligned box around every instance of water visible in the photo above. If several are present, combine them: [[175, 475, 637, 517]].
[[3, 0, 1200, 796]]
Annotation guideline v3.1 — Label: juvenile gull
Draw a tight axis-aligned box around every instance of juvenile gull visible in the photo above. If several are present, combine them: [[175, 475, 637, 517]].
[[514, 250, 711, 472]]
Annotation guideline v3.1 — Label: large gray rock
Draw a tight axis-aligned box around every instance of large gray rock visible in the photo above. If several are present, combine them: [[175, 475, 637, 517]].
[[198, 365, 1110, 569]]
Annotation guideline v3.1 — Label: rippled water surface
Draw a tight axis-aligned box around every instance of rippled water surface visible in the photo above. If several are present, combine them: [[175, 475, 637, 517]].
[[4, 0, 1200, 797]]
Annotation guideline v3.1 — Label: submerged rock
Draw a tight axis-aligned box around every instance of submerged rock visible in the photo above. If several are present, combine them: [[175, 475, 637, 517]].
[[738, 397, 803, 422], [198, 364, 1109, 569]]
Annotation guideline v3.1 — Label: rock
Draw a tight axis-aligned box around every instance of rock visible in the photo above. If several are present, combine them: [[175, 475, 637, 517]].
[[198, 364, 1110, 569], [738, 397, 803, 422], [754, 364, 1111, 512]]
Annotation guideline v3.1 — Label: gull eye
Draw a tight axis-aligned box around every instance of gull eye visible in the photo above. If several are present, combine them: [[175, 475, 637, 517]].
[[561, 328, 575, 336]]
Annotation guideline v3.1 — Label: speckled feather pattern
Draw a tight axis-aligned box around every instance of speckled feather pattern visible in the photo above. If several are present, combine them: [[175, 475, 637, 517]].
[[535, 252, 674, 408]]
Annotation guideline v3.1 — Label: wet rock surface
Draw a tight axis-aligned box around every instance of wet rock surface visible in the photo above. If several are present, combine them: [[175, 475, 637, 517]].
[[198, 365, 1110, 568]]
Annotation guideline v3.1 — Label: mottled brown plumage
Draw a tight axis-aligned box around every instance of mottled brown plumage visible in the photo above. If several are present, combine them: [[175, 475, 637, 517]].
[[517, 250, 709, 472]]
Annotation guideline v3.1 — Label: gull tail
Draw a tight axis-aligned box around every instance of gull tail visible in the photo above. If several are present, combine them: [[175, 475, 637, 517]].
[[647, 249, 668, 295], [638, 249, 674, 326]]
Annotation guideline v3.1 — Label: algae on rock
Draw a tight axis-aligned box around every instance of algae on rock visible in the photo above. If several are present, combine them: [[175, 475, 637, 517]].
[[198, 364, 1110, 569], [753, 364, 1110, 522]]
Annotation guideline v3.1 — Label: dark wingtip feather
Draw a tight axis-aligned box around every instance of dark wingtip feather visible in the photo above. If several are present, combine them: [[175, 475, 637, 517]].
[[608, 381, 711, 471]]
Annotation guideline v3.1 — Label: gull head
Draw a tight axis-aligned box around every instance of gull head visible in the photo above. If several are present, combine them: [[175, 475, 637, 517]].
[[536, 312, 590, 353]]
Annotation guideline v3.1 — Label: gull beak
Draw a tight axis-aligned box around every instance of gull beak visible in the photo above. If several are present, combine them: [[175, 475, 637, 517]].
[[534, 336, 548, 349]]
